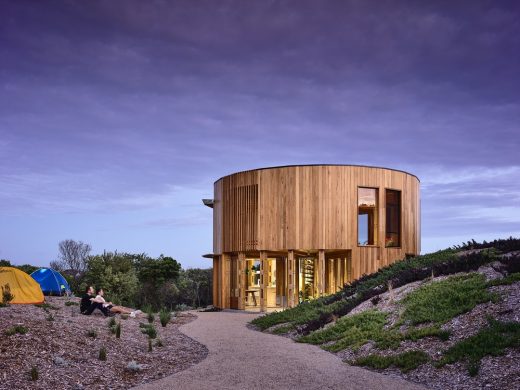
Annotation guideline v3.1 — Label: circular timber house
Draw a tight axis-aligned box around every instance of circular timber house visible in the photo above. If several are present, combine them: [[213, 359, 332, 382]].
[[203, 164, 420, 311]]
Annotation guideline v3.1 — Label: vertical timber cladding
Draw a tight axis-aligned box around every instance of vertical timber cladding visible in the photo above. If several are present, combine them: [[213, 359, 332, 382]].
[[212, 165, 420, 309]]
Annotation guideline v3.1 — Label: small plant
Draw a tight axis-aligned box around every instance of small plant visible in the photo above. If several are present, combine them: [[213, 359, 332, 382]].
[[115, 322, 121, 339], [140, 323, 157, 339], [30, 366, 38, 381], [46, 313, 55, 321], [65, 301, 78, 306], [1, 283, 14, 306], [5, 325, 28, 336], [87, 329, 97, 338], [108, 317, 117, 328], [120, 314, 129, 320], [155, 338, 164, 347], [159, 308, 172, 327], [126, 360, 143, 372], [99, 346, 107, 361], [147, 310, 155, 324], [148, 338, 153, 352]]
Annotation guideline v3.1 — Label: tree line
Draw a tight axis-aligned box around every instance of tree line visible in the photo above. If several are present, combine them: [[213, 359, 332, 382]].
[[1, 239, 213, 310]]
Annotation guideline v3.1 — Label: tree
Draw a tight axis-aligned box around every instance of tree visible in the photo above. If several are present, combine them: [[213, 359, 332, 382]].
[[54, 239, 91, 274], [83, 251, 139, 306], [53, 239, 92, 294]]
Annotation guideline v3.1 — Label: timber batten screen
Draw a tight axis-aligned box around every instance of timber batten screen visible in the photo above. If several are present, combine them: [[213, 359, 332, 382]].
[[205, 165, 420, 311]]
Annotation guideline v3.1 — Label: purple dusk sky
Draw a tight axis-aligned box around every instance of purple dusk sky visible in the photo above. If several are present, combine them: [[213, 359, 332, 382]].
[[1, 1, 519, 269]]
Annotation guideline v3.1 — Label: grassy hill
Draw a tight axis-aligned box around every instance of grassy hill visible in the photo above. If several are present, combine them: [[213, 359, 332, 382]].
[[251, 237, 520, 389]]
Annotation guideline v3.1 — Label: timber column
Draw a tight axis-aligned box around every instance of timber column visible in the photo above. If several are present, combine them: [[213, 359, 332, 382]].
[[287, 250, 296, 308], [260, 251, 267, 312], [238, 252, 246, 310], [318, 250, 325, 297]]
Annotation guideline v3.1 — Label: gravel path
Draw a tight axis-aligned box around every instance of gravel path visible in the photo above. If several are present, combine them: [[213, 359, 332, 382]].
[[134, 311, 427, 390]]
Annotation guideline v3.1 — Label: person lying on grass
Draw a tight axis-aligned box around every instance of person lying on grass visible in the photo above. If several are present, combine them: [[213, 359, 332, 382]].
[[80, 286, 113, 317], [92, 288, 142, 317]]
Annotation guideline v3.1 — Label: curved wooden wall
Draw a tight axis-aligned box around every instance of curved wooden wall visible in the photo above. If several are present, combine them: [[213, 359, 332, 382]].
[[213, 165, 420, 278]]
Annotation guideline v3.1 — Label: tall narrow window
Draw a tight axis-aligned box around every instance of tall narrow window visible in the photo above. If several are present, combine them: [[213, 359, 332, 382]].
[[385, 189, 401, 247], [358, 187, 378, 245]]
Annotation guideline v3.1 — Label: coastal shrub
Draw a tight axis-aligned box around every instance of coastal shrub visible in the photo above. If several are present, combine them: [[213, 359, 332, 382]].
[[155, 338, 164, 347], [401, 273, 497, 325], [353, 350, 429, 373], [115, 323, 121, 338], [87, 329, 97, 338], [64, 301, 78, 306], [159, 308, 172, 327], [99, 347, 107, 361], [436, 319, 520, 376]]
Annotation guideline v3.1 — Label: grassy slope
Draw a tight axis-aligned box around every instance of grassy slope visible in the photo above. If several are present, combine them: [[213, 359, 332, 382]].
[[251, 237, 520, 376]]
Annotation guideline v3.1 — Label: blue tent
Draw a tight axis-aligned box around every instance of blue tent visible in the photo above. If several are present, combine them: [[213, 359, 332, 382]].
[[31, 268, 71, 296]]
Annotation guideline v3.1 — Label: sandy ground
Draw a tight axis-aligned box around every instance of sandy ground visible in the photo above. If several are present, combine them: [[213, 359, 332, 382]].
[[134, 311, 427, 390]]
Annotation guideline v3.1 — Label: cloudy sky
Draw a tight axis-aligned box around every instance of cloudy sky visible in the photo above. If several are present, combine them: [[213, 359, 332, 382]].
[[1, 1, 519, 268]]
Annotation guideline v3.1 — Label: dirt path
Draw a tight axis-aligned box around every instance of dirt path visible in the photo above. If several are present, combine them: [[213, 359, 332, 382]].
[[134, 311, 427, 390]]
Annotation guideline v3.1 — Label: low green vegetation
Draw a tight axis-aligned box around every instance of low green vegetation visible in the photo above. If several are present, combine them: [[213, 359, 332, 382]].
[[272, 324, 295, 334], [87, 329, 97, 338], [146, 307, 155, 324], [298, 310, 451, 352], [353, 350, 429, 373], [401, 273, 497, 325], [64, 301, 78, 306], [436, 319, 520, 376], [140, 323, 157, 339], [253, 238, 520, 334], [30, 366, 38, 381], [159, 308, 171, 327], [404, 326, 450, 342], [108, 317, 117, 328], [298, 310, 388, 351], [486, 272, 520, 287], [99, 347, 107, 361], [5, 325, 28, 336]]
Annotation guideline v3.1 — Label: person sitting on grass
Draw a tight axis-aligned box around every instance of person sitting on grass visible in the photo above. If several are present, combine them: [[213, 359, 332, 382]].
[[92, 288, 142, 317], [80, 286, 113, 316]]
